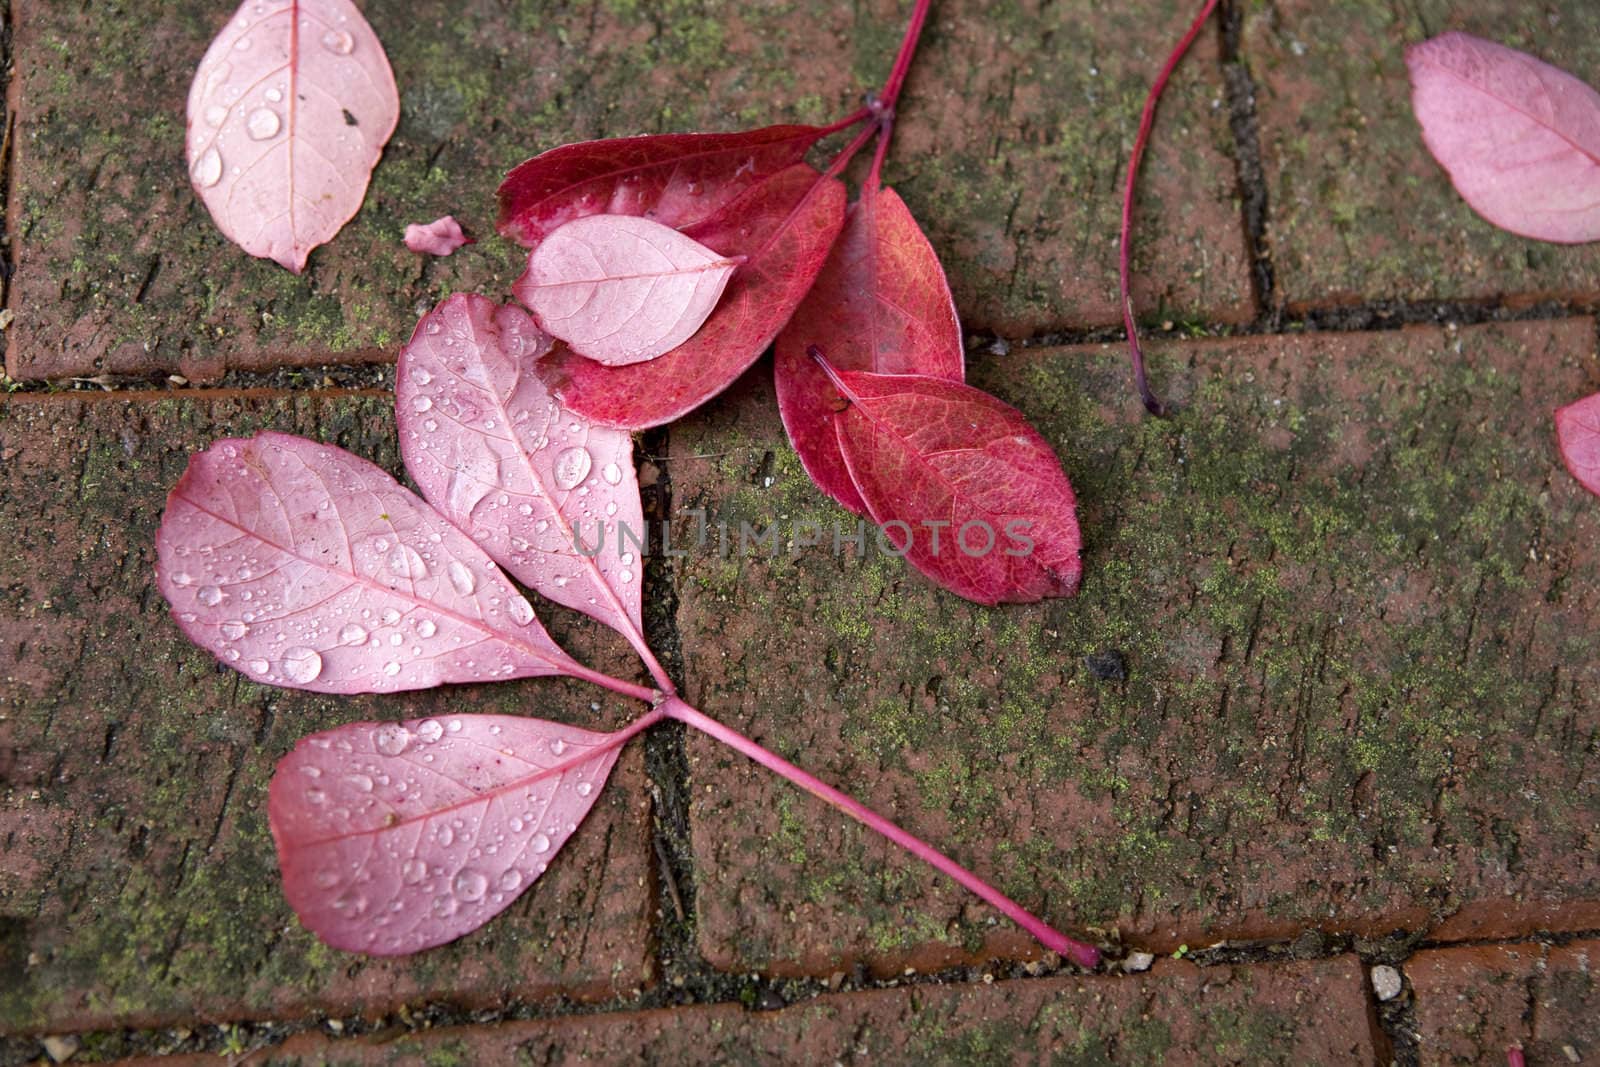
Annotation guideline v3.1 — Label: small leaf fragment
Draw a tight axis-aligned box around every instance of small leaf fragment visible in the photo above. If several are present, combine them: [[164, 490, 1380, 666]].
[[270, 713, 625, 954], [185, 0, 400, 272], [1557, 391, 1600, 498], [516, 216, 741, 365], [1408, 32, 1600, 243], [404, 216, 473, 257]]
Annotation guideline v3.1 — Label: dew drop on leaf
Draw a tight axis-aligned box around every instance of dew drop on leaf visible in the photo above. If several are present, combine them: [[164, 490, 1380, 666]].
[[197, 584, 224, 606], [281, 646, 323, 684], [321, 28, 354, 55], [417, 719, 444, 743], [601, 461, 623, 485], [373, 723, 411, 756], [452, 868, 488, 902], [530, 833, 552, 854], [220, 620, 250, 640], [553, 446, 592, 490], [245, 107, 281, 140], [447, 560, 476, 596], [415, 619, 438, 638], [339, 623, 369, 646], [400, 858, 428, 885]]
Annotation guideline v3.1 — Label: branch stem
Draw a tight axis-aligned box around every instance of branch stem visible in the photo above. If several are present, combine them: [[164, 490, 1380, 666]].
[[662, 696, 1101, 969]]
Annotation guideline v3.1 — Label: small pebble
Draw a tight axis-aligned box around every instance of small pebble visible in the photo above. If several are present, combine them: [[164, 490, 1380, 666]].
[[1084, 649, 1128, 682], [1123, 951, 1156, 973], [1370, 964, 1403, 1001], [41, 1035, 80, 1064]]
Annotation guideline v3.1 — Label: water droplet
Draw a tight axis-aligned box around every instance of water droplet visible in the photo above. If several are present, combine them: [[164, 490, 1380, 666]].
[[220, 619, 249, 640], [553, 447, 592, 490], [321, 29, 355, 54], [332, 890, 368, 917], [265, 87, 283, 103], [247, 658, 271, 675], [246, 107, 281, 140], [601, 462, 623, 485], [531, 833, 552, 854], [346, 772, 374, 793], [381, 608, 402, 626], [197, 584, 224, 606], [619, 570, 633, 584], [417, 719, 444, 743], [339, 622, 369, 645], [550, 739, 567, 756], [426, 320, 443, 335], [507, 595, 536, 626], [204, 104, 228, 127], [193, 146, 224, 189], [373, 723, 411, 756], [436, 824, 455, 847], [498, 870, 523, 891], [281, 646, 323, 684], [382, 661, 401, 677], [305, 788, 327, 805], [234, 35, 253, 51], [447, 560, 476, 596], [313, 869, 339, 889], [452, 867, 488, 901], [389, 544, 427, 579], [576, 781, 593, 797], [401, 858, 428, 885], [411, 395, 433, 413], [416, 619, 437, 638]]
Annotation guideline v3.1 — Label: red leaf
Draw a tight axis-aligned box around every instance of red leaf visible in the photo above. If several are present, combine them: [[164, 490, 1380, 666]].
[[496, 124, 832, 248], [1557, 391, 1600, 497], [1408, 32, 1600, 243], [155, 432, 585, 692], [822, 364, 1082, 605], [515, 216, 741, 366], [536, 165, 847, 429], [396, 295, 649, 654], [404, 216, 472, 257], [185, 0, 400, 272], [270, 713, 627, 954], [774, 184, 964, 515]]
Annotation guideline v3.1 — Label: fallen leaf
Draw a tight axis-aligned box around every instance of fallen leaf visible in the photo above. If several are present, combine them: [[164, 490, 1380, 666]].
[[817, 356, 1082, 604], [155, 432, 586, 692], [774, 183, 963, 515], [185, 0, 399, 273], [515, 215, 741, 365], [1408, 32, 1600, 243], [497, 124, 835, 247], [270, 713, 631, 954], [396, 295, 650, 658], [538, 165, 846, 429], [1557, 391, 1600, 497], [404, 216, 473, 257]]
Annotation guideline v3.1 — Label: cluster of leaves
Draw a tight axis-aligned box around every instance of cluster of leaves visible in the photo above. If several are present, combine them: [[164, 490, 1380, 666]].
[[170, 0, 1102, 966]]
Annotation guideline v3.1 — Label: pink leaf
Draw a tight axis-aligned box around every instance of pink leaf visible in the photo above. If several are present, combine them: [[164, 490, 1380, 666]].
[[270, 712, 631, 954], [538, 164, 847, 429], [155, 432, 585, 693], [515, 216, 741, 366], [396, 295, 649, 654], [185, 0, 400, 273], [496, 125, 834, 248], [404, 216, 473, 257], [1557, 391, 1600, 497], [774, 183, 964, 516], [1407, 32, 1600, 243], [818, 358, 1082, 605]]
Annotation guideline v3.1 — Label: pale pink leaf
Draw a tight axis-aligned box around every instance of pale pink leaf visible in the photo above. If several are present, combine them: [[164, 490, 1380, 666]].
[[185, 0, 400, 272], [270, 713, 625, 954], [1407, 32, 1600, 243], [404, 216, 472, 257], [155, 432, 587, 693], [396, 295, 648, 655], [515, 216, 741, 365], [1557, 391, 1600, 498]]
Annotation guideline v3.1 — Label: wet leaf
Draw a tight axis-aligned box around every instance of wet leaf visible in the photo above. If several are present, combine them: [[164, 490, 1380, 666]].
[[818, 358, 1082, 604], [270, 713, 626, 954], [404, 215, 473, 257], [538, 165, 847, 429], [1557, 391, 1600, 498], [774, 183, 963, 515], [185, 0, 400, 272], [515, 215, 741, 366], [1408, 32, 1600, 243], [497, 124, 833, 247], [154, 432, 584, 693], [396, 295, 649, 657]]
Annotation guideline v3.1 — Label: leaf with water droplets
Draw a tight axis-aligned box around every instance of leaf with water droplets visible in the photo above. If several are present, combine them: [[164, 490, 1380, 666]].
[[515, 215, 741, 366], [155, 432, 586, 692], [1408, 33, 1600, 243], [396, 295, 650, 661], [1557, 391, 1600, 498], [774, 183, 964, 516], [270, 713, 628, 954], [185, 0, 400, 272], [404, 215, 473, 257]]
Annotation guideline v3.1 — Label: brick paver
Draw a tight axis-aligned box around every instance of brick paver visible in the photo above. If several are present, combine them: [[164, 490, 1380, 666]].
[[0, 393, 656, 1032], [1409, 940, 1600, 1066], [5, 0, 1249, 383], [669, 320, 1600, 976], [1242, 0, 1600, 311]]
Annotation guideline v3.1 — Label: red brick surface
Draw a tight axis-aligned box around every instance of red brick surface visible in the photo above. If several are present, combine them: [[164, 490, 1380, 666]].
[[0, 393, 656, 1032]]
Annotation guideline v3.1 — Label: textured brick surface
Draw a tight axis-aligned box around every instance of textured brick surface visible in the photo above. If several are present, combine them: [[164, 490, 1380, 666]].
[[0, 393, 656, 1032], [135, 955, 1378, 1065], [5, 0, 1249, 383], [1409, 940, 1600, 1066], [1242, 0, 1600, 311], [669, 320, 1600, 976]]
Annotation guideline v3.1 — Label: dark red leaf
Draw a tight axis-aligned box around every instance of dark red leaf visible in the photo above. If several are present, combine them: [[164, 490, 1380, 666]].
[[535, 164, 847, 429], [497, 125, 833, 248], [1556, 391, 1600, 498], [773, 183, 963, 515], [822, 364, 1082, 605]]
